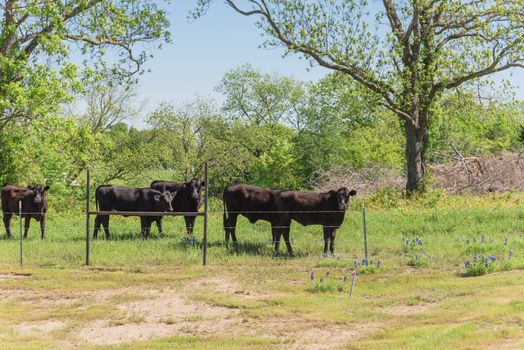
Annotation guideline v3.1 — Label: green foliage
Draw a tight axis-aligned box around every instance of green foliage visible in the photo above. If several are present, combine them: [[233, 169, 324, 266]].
[[430, 91, 523, 158], [0, 0, 171, 129]]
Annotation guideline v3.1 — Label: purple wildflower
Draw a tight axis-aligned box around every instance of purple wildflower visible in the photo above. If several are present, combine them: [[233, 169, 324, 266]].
[[399, 251, 403, 257], [481, 234, 485, 243], [326, 271, 330, 277], [465, 260, 470, 268], [320, 278, 323, 283], [377, 260, 382, 268], [485, 262, 489, 269], [509, 250, 513, 259], [311, 272, 314, 281], [344, 275, 347, 283]]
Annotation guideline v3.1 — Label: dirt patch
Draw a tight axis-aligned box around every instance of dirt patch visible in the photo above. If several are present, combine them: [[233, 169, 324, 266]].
[[14, 320, 66, 334], [380, 303, 431, 315], [77, 288, 239, 345], [290, 323, 381, 350], [0, 273, 31, 282]]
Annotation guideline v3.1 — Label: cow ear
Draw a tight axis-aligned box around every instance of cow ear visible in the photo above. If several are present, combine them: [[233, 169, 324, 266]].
[[154, 194, 161, 202], [349, 190, 357, 196], [170, 191, 177, 197], [44, 185, 50, 192]]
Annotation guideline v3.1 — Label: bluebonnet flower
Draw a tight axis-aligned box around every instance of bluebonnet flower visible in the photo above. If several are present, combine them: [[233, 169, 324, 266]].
[[377, 260, 382, 268], [354, 261, 357, 267], [466, 239, 470, 244], [489, 256, 496, 262], [344, 275, 347, 283], [338, 286, 343, 292], [311, 272, 314, 281], [485, 262, 489, 269], [362, 259, 366, 266], [465, 260, 470, 268], [504, 237, 508, 246], [509, 250, 513, 259]]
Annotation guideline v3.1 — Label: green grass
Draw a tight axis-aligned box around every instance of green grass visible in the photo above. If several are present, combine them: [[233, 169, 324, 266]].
[[1, 192, 524, 349]]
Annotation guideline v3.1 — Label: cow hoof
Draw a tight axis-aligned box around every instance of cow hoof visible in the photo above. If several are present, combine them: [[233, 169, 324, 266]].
[[331, 253, 337, 258], [322, 253, 328, 258]]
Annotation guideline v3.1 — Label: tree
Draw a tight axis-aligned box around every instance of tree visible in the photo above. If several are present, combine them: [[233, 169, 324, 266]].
[[0, 0, 170, 130], [74, 74, 143, 132], [216, 64, 307, 129], [194, 0, 524, 192]]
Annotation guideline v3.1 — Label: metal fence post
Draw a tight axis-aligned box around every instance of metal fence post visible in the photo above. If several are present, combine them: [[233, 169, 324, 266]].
[[19, 200, 22, 268], [363, 206, 368, 265], [203, 161, 209, 266], [86, 169, 90, 266]]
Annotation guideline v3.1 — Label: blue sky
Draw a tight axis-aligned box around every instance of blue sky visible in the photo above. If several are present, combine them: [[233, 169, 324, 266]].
[[135, 1, 523, 113]]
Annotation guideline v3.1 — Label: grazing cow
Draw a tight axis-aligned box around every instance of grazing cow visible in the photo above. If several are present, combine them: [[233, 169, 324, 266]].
[[150, 178, 205, 236], [93, 185, 176, 239], [275, 187, 357, 256], [223, 184, 282, 245], [1, 184, 50, 239]]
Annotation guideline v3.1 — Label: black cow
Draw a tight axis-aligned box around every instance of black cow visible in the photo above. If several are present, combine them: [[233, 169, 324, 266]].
[[150, 178, 205, 236], [275, 187, 357, 256], [223, 184, 282, 245], [93, 185, 176, 239], [1, 184, 50, 239]]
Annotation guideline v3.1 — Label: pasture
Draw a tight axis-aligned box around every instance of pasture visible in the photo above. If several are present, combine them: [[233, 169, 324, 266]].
[[1, 192, 524, 349]]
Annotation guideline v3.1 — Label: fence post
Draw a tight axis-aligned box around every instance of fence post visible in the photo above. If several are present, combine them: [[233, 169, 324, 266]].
[[19, 200, 22, 268], [203, 162, 209, 266], [86, 169, 90, 266], [363, 206, 368, 265]]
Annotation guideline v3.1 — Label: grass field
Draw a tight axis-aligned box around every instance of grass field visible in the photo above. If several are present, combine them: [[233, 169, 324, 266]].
[[1, 192, 524, 349]]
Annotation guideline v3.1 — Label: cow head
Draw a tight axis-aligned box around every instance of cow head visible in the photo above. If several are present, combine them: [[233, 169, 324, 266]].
[[153, 190, 177, 212], [336, 187, 357, 210], [184, 178, 206, 202], [29, 185, 50, 206]]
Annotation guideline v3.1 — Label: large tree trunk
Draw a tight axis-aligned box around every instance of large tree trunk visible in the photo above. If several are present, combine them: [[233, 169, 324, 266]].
[[405, 120, 427, 193]]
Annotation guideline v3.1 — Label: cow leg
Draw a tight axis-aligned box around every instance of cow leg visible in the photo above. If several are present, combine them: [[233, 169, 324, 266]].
[[40, 216, 46, 239], [225, 213, 238, 243], [323, 226, 331, 257], [23, 216, 30, 239], [101, 215, 110, 240], [155, 217, 164, 236], [282, 227, 293, 256], [273, 226, 282, 255], [3, 213, 12, 238], [141, 217, 152, 239], [330, 229, 337, 256], [93, 215, 102, 239], [184, 216, 195, 236]]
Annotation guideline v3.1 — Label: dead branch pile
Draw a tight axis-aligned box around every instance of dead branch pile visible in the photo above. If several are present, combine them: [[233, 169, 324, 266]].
[[432, 156, 524, 194], [312, 156, 524, 195]]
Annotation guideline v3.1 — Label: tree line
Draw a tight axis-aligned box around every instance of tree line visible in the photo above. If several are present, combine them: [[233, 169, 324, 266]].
[[1, 0, 523, 205], [1, 64, 522, 206]]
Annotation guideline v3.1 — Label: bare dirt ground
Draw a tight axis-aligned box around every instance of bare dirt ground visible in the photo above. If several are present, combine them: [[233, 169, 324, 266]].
[[0, 273, 377, 349]]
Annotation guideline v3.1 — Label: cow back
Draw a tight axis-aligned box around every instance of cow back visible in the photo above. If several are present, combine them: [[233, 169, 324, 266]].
[[277, 190, 344, 227]]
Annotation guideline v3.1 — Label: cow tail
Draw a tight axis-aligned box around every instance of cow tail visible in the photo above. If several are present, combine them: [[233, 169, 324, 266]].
[[223, 189, 228, 226], [95, 187, 99, 212]]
